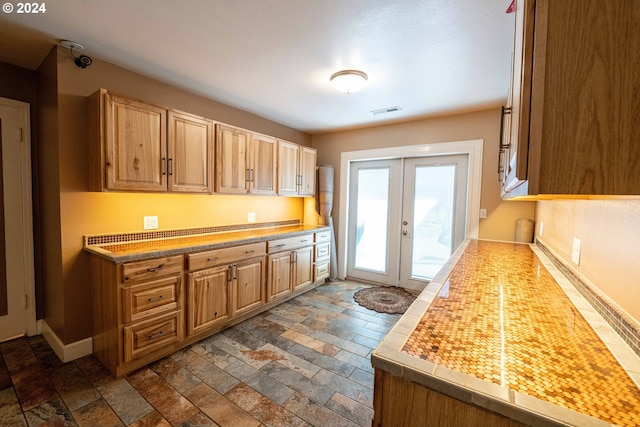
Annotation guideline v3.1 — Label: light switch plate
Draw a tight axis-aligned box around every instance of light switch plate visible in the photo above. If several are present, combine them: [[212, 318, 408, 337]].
[[247, 212, 256, 223], [539, 222, 544, 237], [143, 216, 158, 230], [479, 208, 487, 219], [572, 237, 581, 265]]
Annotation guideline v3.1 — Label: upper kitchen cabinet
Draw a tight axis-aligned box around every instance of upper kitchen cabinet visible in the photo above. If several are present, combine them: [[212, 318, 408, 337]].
[[249, 133, 277, 195], [167, 111, 213, 193], [90, 89, 213, 193], [500, 0, 640, 198], [90, 89, 167, 192], [277, 140, 316, 197], [215, 124, 277, 195]]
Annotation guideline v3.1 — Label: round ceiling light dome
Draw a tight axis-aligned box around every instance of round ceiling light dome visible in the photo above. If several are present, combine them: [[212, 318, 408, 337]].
[[330, 69, 368, 94]]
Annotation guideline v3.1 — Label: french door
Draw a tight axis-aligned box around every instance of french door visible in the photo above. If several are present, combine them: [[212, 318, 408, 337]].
[[346, 155, 468, 290]]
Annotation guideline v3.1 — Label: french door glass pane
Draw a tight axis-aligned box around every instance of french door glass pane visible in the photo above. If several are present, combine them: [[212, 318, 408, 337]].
[[411, 165, 455, 280], [355, 168, 389, 273]]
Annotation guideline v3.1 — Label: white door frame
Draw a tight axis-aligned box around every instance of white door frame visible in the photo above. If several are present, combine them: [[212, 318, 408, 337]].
[[338, 139, 483, 280], [0, 97, 37, 338]]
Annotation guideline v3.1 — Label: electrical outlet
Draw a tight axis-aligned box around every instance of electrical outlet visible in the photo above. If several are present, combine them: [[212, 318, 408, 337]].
[[143, 216, 158, 230], [539, 222, 544, 237], [247, 212, 256, 223], [572, 238, 581, 265], [479, 208, 487, 219]]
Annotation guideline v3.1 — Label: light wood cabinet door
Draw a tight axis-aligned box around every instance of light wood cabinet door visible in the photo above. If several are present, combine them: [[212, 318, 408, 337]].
[[168, 111, 213, 193], [231, 257, 265, 317], [249, 133, 277, 195], [104, 93, 167, 191], [187, 266, 230, 336], [277, 140, 299, 196], [268, 252, 292, 301], [216, 124, 250, 194], [293, 246, 313, 290], [298, 146, 317, 196]]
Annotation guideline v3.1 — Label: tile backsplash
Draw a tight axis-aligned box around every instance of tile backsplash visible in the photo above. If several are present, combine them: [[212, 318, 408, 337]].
[[536, 238, 640, 358], [84, 219, 300, 246]]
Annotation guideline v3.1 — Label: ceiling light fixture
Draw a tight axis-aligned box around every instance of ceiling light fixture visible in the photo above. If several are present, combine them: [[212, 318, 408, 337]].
[[330, 70, 368, 94]]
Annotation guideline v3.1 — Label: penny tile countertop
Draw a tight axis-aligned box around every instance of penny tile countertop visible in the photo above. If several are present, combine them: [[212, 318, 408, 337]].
[[84, 224, 330, 263], [372, 240, 640, 427]]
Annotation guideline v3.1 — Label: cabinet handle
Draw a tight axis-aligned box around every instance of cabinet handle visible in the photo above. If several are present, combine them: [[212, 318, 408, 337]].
[[148, 295, 164, 302], [498, 106, 512, 182], [168, 158, 173, 176], [148, 331, 165, 340], [300, 239, 309, 243], [147, 266, 163, 273], [499, 106, 512, 150], [207, 256, 219, 262], [272, 244, 286, 248], [245, 250, 255, 254], [246, 168, 251, 182], [250, 168, 254, 182], [162, 157, 167, 176]]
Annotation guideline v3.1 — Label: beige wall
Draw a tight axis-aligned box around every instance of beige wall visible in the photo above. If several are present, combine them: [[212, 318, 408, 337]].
[[42, 46, 312, 343], [311, 109, 536, 248], [536, 200, 640, 322]]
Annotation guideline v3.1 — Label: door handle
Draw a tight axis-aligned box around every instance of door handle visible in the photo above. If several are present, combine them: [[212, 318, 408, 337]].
[[402, 230, 408, 236]]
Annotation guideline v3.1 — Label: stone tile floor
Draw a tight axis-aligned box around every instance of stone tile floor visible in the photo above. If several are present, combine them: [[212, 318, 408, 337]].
[[0, 281, 401, 426]]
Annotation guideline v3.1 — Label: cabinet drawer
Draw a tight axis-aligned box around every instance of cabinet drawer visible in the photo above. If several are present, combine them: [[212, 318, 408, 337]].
[[188, 242, 266, 271], [123, 311, 183, 363], [315, 230, 331, 243], [122, 255, 183, 283], [314, 261, 330, 283], [122, 276, 182, 323], [315, 242, 330, 260], [267, 234, 314, 253]]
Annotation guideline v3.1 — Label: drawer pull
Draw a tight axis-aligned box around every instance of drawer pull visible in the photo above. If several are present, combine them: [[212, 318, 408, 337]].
[[148, 331, 165, 340], [207, 256, 219, 262], [147, 266, 163, 273], [148, 295, 164, 302], [245, 250, 255, 254], [300, 239, 309, 242], [272, 244, 286, 248]]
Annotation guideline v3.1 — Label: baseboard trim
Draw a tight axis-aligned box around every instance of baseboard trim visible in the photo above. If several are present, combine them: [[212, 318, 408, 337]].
[[41, 320, 93, 363]]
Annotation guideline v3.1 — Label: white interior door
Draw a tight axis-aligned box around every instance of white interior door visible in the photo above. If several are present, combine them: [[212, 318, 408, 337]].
[[346, 159, 402, 285], [346, 155, 468, 290], [0, 98, 36, 342], [400, 155, 468, 290]]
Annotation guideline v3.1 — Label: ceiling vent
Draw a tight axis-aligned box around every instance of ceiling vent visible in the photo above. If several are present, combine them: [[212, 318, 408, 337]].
[[371, 106, 401, 115]]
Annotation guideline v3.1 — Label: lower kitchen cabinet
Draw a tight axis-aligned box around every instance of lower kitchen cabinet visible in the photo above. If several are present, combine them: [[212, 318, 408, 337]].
[[92, 254, 185, 376], [232, 257, 266, 317], [268, 251, 293, 300], [294, 246, 314, 291], [267, 233, 315, 301], [90, 228, 329, 376], [314, 230, 331, 283], [187, 265, 231, 336]]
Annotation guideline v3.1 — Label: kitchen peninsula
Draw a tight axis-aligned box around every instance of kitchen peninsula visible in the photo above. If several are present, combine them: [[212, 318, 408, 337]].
[[372, 240, 640, 427], [84, 220, 331, 376]]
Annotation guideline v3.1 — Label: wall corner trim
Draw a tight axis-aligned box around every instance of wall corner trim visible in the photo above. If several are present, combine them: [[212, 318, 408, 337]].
[[41, 320, 93, 363]]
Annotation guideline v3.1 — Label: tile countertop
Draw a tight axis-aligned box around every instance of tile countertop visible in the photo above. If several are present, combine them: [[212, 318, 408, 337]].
[[83, 224, 331, 263], [372, 240, 640, 427]]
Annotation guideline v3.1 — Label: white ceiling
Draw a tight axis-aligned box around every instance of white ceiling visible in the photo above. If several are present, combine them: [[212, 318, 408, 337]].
[[0, 0, 515, 134]]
